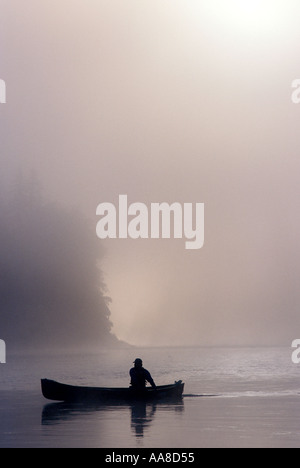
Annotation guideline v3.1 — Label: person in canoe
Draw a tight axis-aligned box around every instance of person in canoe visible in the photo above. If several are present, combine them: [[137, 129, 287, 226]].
[[130, 358, 157, 391]]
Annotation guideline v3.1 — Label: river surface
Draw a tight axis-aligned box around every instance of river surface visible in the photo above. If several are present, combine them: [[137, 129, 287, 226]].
[[1, 347, 300, 448]]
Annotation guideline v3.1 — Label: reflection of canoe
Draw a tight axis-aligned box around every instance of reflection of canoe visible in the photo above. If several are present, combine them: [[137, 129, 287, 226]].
[[41, 379, 185, 403]]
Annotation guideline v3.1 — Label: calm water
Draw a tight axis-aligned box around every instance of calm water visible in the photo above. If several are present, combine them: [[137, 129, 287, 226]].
[[1, 347, 300, 448]]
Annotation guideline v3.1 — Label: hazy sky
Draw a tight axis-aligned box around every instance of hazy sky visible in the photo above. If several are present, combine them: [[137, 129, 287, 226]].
[[1, 0, 300, 347]]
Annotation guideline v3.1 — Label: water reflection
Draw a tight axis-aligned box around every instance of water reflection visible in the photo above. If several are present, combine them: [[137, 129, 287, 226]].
[[42, 400, 184, 440], [130, 402, 156, 438]]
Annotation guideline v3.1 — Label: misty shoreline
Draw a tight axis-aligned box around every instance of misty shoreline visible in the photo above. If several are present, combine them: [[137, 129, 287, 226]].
[[5, 344, 291, 357]]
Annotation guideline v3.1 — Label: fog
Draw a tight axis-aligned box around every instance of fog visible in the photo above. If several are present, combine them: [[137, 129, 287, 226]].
[[1, 0, 300, 348], [0, 174, 120, 349]]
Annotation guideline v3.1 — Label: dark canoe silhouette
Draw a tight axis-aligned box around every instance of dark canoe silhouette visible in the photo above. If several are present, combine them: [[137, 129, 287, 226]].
[[41, 379, 185, 403]]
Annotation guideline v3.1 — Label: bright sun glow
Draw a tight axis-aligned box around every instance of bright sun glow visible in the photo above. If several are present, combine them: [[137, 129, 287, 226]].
[[203, 0, 289, 35]]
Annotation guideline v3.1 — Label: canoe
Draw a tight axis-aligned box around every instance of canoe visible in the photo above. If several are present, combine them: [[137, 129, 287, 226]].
[[41, 379, 185, 403]]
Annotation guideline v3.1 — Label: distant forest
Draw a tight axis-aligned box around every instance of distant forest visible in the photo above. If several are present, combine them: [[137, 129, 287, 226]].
[[0, 176, 120, 350]]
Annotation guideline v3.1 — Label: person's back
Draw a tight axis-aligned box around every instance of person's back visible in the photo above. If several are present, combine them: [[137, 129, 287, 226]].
[[130, 358, 156, 391]]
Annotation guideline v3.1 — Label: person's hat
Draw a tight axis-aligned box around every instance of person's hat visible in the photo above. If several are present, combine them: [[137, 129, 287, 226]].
[[134, 358, 143, 365]]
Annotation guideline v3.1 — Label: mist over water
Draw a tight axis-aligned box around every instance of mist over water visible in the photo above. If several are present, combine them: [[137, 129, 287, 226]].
[[2, 0, 300, 450], [1, 347, 300, 448], [1, 0, 300, 347]]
